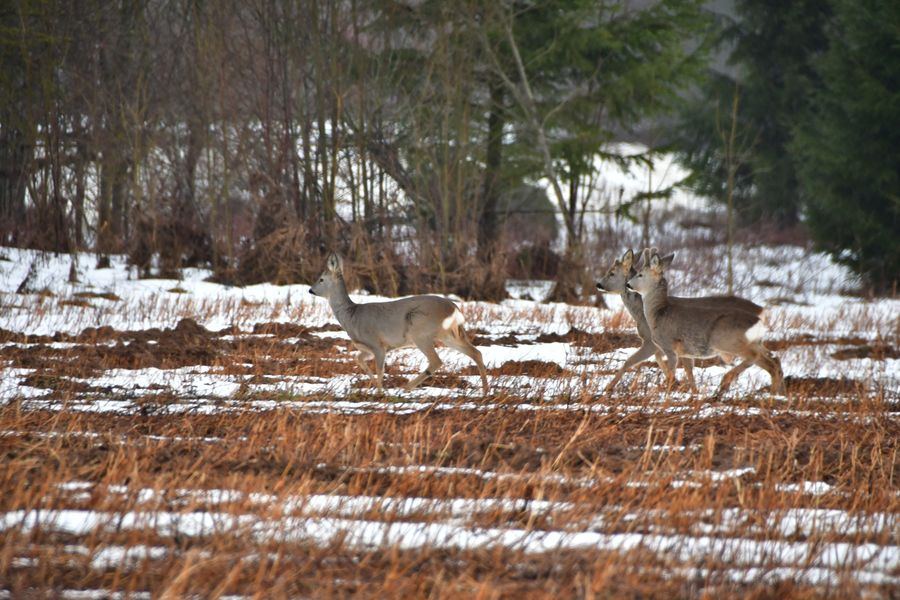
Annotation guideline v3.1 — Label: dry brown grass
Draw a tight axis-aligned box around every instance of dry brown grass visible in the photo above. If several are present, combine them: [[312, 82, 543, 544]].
[[1, 302, 898, 598], [2, 402, 897, 597]]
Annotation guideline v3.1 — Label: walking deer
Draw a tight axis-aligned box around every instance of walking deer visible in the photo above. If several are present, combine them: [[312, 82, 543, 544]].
[[309, 253, 489, 394], [626, 250, 784, 396], [597, 249, 764, 392]]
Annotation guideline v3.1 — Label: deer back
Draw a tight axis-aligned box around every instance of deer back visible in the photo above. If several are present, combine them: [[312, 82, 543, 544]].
[[651, 299, 762, 357], [343, 295, 459, 350]]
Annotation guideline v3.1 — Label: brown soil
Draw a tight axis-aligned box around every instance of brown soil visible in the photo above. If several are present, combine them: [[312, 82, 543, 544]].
[[1, 319, 896, 598], [783, 376, 866, 396], [831, 343, 900, 360]]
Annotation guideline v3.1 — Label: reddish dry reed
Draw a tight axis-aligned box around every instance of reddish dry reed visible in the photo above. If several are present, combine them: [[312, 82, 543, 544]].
[[1, 307, 898, 598]]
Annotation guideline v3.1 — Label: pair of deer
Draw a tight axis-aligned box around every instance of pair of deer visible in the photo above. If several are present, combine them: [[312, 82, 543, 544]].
[[310, 250, 783, 397], [597, 248, 783, 396]]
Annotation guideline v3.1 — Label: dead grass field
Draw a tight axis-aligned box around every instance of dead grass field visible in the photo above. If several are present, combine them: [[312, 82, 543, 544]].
[[2, 304, 898, 599]]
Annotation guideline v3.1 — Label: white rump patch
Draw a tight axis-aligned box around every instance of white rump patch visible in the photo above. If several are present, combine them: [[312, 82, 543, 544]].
[[746, 318, 768, 342], [442, 309, 464, 331]]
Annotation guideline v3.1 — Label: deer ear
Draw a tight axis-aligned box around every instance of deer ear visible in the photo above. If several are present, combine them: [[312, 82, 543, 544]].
[[650, 254, 661, 270], [326, 253, 343, 274], [660, 253, 675, 267], [622, 249, 634, 269]]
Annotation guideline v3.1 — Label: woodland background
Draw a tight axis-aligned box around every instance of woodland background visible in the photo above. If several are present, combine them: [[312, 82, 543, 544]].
[[1, 0, 897, 299]]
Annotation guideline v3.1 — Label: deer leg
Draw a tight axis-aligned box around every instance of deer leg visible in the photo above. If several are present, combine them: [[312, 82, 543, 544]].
[[662, 348, 679, 390], [714, 348, 757, 398], [443, 335, 489, 394], [353, 343, 374, 376], [631, 349, 670, 393], [372, 348, 386, 394], [714, 360, 753, 398], [650, 342, 677, 383], [681, 357, 697, 394], [756, 346, 784, 394], [607, 342, 656, 393], [653, 351, 667, 371], [406, 339, 443, 390]]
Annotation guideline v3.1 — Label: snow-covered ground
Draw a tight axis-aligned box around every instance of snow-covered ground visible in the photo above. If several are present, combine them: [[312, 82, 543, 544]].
[[1, 240, 898, 595], [0, 244, 897, 407]]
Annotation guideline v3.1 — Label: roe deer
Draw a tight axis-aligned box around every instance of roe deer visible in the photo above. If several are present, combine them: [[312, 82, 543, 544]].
[[310, 253, 489, 394], [597, 249, 764, 392], [626, 250, 784, 396]]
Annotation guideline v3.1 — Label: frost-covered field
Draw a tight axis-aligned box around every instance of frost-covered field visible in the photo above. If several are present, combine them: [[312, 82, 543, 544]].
[[1, 245, 898, 598]]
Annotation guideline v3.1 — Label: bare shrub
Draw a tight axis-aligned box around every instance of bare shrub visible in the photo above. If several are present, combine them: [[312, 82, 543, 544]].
[[230, 224, 321, 286], [343, 224, 510, 301], [408, 234, 510, 301], [347, 225, 406, 297], [507, 240, 562, 280], [128, 213, 154, 278], [127, 198, 218, 279]]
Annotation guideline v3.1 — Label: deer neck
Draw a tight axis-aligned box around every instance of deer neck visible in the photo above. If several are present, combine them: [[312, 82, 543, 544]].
[[621, 289, 645, 321], [622, 289, 652, 340], [641, 277, 670, 328], [327, 277, 357, 326]]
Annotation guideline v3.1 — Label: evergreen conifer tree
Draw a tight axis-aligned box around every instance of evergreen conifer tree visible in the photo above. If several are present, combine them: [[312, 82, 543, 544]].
[[673, 0, 830, 225], [793, 0, 900, 291]]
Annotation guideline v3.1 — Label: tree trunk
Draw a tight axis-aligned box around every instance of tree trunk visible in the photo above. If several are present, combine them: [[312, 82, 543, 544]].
[[49, 113, 69, 252], [478, 79, 504, 261], [97, 157, 113, 268], [73, 139, 86, 249], [0, 119, 28, 244], [481, 18, 595, 303], [724, 90, 740, 295], [98, 150, 128, 265]]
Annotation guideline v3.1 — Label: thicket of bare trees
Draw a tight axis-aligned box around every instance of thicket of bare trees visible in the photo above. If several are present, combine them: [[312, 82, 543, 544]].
[[0, 0, 707, 300]]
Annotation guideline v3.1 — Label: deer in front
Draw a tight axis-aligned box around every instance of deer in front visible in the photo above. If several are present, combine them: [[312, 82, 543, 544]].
[[626, 250, 784, 396], [309, 253, 489, 394], [597, 248, 765, 393]]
